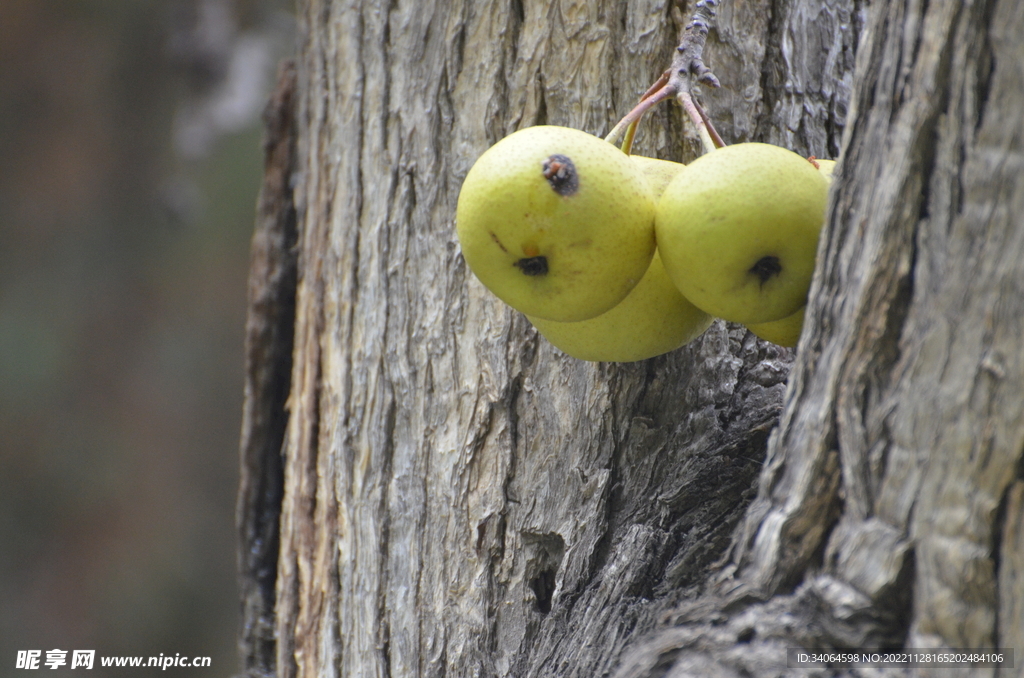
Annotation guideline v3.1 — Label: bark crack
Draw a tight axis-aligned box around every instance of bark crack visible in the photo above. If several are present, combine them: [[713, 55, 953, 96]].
[[376, 396, 398, 678]]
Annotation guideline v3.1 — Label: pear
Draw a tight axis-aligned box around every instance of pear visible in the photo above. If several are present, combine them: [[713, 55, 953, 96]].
[[655, 143, 829, 325], [527, 156, 712, 362], [746, 305, 805, 347], [456, 126, 656, 322], [741, 157, 834, 348], [815, 158, 837, 181], [629, 155, 687, 195], [528, 250, 711, 362]]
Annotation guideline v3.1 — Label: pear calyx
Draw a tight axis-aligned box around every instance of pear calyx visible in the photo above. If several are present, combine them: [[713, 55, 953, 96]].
[[749, 255, 782, 286]]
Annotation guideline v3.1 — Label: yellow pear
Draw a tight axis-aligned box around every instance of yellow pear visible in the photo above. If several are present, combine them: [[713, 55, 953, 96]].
[[529, 251, 711, 362], [742, 157, 832, 348], [655, 143, 829, 325], [528, 156, 712, 362], [629, 155, 687, 195], [746, 305, 805, 347], [456, 126, 656, 322], [815, 158, 837, 181]]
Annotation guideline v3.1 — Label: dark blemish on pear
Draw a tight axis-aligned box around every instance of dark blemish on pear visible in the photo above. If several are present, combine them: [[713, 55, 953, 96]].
[[515, 256, 549, 276], [542, 155, 578, 196], [750, 256, 782, 287], [489, 231, 510, 254]]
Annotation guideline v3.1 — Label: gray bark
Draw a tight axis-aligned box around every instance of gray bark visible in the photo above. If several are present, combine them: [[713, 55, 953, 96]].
[[618, 0, 1024, 675], [236, 0, 1024, 676], [238, 60, 299, 678]]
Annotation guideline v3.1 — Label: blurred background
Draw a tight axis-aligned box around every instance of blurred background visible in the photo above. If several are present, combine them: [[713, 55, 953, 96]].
[[1, 1, 293, 674]]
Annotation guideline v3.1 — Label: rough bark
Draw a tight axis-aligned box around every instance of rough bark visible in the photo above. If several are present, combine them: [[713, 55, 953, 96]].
[[616, 0, 1024, 675], [238, 60, 299, 678], [237, 0, 1024, 676]]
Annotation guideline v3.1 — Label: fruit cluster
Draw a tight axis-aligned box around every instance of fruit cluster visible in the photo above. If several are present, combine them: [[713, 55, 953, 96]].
[[456, 125, 834, 362]]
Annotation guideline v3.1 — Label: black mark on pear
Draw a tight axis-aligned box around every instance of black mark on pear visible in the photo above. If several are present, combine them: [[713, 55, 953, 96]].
[[750, 256, 782, 286], [515, 256, 549, 276], [542, 155, 578, 196]]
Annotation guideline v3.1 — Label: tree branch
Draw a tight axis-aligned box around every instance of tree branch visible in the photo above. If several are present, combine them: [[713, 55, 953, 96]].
[[606, 0, 724, 153], [670, 0, 721, 90]]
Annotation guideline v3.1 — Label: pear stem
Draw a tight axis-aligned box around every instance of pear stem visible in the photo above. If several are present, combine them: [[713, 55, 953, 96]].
[[617, 71, 672, 153], [679, 90, 719, 155], [621, 119, 639, 155], [605, 0, 725, 154], [693, 96, 726, 149], [604, 80, 673, 146]]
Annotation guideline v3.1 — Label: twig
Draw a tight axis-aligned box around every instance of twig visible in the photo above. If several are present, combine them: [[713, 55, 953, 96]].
[[669, 0, 721, 91], [605, 0, 725, 154]]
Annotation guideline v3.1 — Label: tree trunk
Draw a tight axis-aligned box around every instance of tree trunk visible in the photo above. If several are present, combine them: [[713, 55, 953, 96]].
[[237, 0, 1024, 676]]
